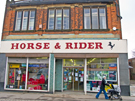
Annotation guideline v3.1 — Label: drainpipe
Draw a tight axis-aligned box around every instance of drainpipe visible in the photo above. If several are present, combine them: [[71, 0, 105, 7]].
[[114, 0, 122, 19]]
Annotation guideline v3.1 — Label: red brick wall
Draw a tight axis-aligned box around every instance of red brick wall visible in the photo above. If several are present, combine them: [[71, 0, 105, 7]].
[[2, 2, 122, 39]]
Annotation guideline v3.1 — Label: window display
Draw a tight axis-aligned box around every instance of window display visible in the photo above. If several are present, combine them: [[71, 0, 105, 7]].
[[27, 58, 49, 90], [6, 58, 27, 89], [87, 58, 117, 92], [6, 57, 49, 91]]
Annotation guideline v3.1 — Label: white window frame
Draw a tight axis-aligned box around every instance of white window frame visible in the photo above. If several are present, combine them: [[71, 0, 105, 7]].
[[22, 11, 28, 30], [84, 8, 91, 29], [84, 7, 107, 30], [28, 11, 35, 30], [15, 11, 22, 31], [15, 10, 35, 31], [63, 9, 69, 29], [48, 10, 55, 30], [48, 9, 69, 30]]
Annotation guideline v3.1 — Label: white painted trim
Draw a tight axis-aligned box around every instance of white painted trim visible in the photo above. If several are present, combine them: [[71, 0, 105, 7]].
[[84, 58, 87, 95], [117, 57, 120, 86], [4, 57, 8, 89], [48, 54, 51, 92], [53, 57, 56, 93], [25, 57, 29, 90]]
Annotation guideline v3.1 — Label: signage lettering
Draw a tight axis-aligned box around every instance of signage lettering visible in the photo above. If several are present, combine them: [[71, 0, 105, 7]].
[[11, 42, 103, 50]]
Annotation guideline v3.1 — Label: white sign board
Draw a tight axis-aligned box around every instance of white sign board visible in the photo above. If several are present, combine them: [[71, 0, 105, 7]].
[[0, 40, 127, 53]]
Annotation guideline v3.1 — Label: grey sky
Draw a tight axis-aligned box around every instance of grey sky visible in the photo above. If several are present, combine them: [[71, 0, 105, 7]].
[[0, 0, 134, 59]]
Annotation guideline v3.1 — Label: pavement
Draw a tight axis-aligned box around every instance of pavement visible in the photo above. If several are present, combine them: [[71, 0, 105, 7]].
[[0, 91, 134, 101]]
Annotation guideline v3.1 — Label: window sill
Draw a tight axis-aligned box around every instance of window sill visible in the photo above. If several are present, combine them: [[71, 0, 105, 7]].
[[82, 29, 110, 31], [45, 29, 72, 32], [12, 30, 36, 33]]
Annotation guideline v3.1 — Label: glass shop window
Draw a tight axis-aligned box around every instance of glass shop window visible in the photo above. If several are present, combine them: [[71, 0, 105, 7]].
[[86, 58, 118, 92], [27, 57, 49, 91], [6, 58, 27, 89]]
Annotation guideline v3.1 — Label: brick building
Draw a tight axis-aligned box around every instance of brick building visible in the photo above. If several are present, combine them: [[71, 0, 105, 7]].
[[0, 0, 130, 96]]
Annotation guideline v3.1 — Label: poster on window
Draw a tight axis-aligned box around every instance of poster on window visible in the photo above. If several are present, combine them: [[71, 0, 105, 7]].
[[109, 71, 117, 81], [95, 71, 102, 80], [102, 71, 109, 80], [88, 71, 95, 80]]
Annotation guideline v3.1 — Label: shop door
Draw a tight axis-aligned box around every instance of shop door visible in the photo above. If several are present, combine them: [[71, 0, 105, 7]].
[[63, 68, 84, 91]]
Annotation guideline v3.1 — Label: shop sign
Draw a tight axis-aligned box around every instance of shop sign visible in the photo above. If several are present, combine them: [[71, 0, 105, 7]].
[[109, 64, 117, 69], [21, 64, 47, 67], [10, 64, 20, 68], [0, 40, 127, 53]]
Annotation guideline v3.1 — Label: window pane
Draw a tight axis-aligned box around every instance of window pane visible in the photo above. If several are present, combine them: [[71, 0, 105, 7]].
[[63, 9, 69, 29], [56, 9, 62, 29], [92, 8, 98, 29], [28, 11, 35, 30], [27, 58, 49, 91], [30, 11, 35, 18], [74, 59, 84, 66], [48, 10, 54, 30], [29, 18, 34, 30], [18, 11, 22, 18], [22, 11, 28, 30], [63, 59, 74, 66], [99, 8, 106, 29], [15, 11, 22, 31], [84, 8, 90, 29], [15, 19, 21, 31]]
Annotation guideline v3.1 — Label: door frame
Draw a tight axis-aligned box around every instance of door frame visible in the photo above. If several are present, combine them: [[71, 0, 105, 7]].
[[62, 67, 84, 91]]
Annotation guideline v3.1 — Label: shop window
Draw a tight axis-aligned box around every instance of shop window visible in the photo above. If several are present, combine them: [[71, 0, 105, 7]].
[[15, 10, 35, 31], [84, 7, 107, 29], [74, 59, 84, 66], [63, 59, 74, 67], [27, 58, 49, 91], [87, 58, 117, 92], [63, 59, 84, 67], [6, 57, 49, 91], [6, 58, 27, 89], [48, 8, 69, 30]]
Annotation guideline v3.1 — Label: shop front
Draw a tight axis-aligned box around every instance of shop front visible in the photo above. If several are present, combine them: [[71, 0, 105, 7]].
[[0, 40, 129, 94]]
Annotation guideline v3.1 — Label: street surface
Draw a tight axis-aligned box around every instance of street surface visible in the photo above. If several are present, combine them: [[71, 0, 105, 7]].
[[0, 91, 134, 101]]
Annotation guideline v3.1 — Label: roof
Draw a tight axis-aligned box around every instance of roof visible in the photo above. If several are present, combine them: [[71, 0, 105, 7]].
[[10, 0, 114, 7]]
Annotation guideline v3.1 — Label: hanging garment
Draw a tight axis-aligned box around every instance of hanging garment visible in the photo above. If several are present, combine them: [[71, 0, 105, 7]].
[[39, 74, 45, 84]]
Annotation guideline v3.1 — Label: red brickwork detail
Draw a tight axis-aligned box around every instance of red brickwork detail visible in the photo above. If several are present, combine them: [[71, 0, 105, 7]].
[[78, 7, 83, 29], [2, 2, 122, 39], [71, 8, 75, 29], [74, 6, 79, 29], [43, 9, 47, 30]]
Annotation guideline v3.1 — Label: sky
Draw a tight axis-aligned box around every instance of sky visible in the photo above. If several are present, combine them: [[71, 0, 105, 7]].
[[0, 0, 135, 59]]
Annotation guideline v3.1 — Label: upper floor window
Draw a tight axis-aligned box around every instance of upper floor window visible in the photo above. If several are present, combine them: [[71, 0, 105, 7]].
[[15, 10, 35, 31], [84, 7, 107, 29], [48, 9, 69, 30]]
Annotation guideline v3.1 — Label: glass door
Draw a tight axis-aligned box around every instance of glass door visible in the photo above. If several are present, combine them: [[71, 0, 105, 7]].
[[63, 68, 84, 91]]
